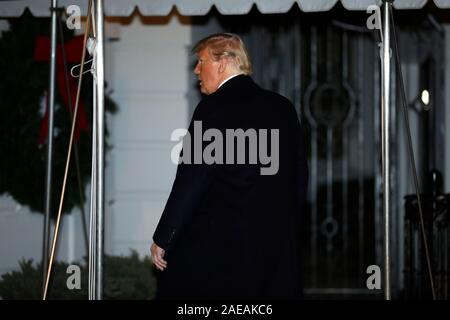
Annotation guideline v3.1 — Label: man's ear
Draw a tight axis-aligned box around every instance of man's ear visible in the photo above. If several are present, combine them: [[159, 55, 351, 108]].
[[218, 58, 227, 73]]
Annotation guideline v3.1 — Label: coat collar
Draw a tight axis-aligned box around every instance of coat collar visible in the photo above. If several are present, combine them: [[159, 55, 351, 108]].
[[212, 74, 256, 95]]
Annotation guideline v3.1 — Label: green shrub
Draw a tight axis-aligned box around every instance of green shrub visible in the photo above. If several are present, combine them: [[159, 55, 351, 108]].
[[0, 251, 156, 300]]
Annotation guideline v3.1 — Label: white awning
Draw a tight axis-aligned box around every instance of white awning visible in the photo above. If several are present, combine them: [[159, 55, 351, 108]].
[[0, 0, 449, 17]]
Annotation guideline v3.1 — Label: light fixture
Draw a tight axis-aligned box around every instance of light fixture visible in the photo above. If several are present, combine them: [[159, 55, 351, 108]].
[[421, 89, 429, 106]]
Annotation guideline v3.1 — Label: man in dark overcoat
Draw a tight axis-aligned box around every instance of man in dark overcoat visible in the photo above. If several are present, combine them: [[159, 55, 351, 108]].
[[150, 33, 308, 300]]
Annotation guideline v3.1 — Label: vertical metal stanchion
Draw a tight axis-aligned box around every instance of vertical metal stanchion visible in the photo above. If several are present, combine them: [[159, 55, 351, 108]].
[[42, 0, 58, 295], [88, 0, 105, 300], [95, 0, 105, 301], [381, 0, 393, 300], [88, 61, 97, 300]]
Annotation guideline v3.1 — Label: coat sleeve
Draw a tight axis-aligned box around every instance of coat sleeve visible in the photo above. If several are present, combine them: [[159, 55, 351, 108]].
[[152, 100, 217, 252]]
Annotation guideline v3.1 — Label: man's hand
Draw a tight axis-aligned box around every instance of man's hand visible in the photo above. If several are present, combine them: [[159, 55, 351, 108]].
[[150, 242, 167, 271]]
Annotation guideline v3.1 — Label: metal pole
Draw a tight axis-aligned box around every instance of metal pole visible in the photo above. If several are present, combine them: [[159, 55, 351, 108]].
[[42, 0, 57, 295], [381, 0, 393, 300], [95, 0, 105, 300], [88, 0, 105, 300], [88, 68, 97, 300]]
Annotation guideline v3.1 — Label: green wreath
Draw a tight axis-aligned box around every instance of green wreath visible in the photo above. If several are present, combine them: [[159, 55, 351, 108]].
[[0, 12, 117, 219]]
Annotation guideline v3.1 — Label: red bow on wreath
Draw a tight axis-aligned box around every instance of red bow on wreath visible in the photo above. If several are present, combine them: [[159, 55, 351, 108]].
[[34, 35, 90, 144]]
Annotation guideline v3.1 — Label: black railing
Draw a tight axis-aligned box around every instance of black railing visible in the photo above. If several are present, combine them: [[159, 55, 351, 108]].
[[404, 171, 450, 300]]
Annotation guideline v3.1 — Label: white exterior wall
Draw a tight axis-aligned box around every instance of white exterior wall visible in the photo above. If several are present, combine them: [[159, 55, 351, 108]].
[[105, 14, 193, 258]]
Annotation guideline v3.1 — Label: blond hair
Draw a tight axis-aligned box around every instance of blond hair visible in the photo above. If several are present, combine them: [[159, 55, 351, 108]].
[[192, 33, 252, 75]]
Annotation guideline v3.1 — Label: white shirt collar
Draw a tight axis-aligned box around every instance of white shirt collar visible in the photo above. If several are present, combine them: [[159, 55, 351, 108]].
[[218, 73, 242, 89]]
